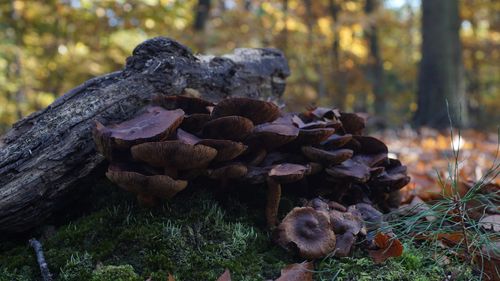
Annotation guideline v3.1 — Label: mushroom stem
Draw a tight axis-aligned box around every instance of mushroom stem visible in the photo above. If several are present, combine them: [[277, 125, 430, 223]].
[[164, 165, 178, 178], [266, 177, 282, 228]]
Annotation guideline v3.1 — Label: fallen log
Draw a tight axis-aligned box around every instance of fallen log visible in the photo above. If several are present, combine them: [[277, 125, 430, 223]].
[[0, 37, 290, 233]]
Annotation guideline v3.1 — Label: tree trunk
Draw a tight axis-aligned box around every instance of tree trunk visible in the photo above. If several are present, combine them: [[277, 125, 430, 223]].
[[364, 0, 386, 119], [329, 0, 347, 109], [0, 37, 290, 233], [413, 0, 468, 128]]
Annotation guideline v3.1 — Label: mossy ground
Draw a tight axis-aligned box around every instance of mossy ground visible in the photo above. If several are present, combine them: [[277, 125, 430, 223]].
[[0, 179, 477, 281]]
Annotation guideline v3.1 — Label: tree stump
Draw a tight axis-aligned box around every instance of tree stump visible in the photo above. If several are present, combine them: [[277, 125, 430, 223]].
[[0, 37, 290, 233]]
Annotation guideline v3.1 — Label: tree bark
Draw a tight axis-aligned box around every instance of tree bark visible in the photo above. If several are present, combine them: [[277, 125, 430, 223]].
[[413, 0, 468, 128], [0, 37, 290, 233], [364, 0, 386, 119]]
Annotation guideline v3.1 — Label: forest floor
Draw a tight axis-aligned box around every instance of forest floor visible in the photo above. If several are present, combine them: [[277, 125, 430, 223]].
[[0, 128, 498, 281]]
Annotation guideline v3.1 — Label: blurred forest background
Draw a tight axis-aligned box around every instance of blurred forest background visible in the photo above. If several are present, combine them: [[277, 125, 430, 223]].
[[0, 0, 498, 134]]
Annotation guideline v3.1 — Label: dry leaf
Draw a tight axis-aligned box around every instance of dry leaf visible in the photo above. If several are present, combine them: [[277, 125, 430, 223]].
[[217, 269, 231, 281], [368, 232, 403, 264], [275, 262, 313, 281], [168, 273, 175, 281]]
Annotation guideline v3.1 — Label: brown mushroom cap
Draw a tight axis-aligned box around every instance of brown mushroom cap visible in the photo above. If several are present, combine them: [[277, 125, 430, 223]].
[[339, 112, 365, 135], [210, 97, 280, 125], [202, 116, 254, 141], [180, 113, 211, 134], [310, 107, 340, 120], [347, 203, 384, 231], [197, 139, 247, 162], [329, 210, 364, 236], [321, 134, 353, 150], [292, 128, 336, 146], [268, 163, 309, 184], [131, 140, 217, 170], [372, 158, 410, 191], [274, 207, 336, 259], [301, 146, 353, 165], [249, 123, 299, 149], [207, 163, 248, 180], [346, 136, 388, 155], [325, 159, 371, 183], [93, 107, 184, 154], [106, 165, 187, 200], [152, 94, 214, 114]]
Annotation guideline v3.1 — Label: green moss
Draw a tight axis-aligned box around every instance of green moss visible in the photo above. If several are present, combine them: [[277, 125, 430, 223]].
[[91, 265, 140, 281], [0, 181, 478, 280]]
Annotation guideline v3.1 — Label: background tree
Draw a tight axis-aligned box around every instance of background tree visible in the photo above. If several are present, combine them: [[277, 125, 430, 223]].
[[413, 0, 469, 128]]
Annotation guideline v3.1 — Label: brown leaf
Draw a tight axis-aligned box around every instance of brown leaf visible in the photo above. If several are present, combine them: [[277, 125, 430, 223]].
[[275, 262, 314, 281], [217, 269, 231, 281], [369, 232, 404, 264], [168, 273, 175, 281]]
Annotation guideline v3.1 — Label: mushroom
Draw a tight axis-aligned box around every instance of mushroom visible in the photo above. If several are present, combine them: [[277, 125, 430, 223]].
[[210, 97, 280, 125], [328, 209, 365, 257], [274, 207, 336, 259], [347, 203, 384, 232], [152, 94, 214, 114], [266, 163, 309, 227], [325, 159, 371, 183], [197, 139, 247, 162], [249, 123, 299, 150], [92, 107, 184, 161], [106, 164, 187, 207], [180, 113, 211, 134], [130, 140, 217, 178], [202, 116, 254, 141], [301, 146, 353, 166], [321, 134, 353, 150], [176, 128, 201, 145], [339, 112, 365, 135], [290, 128, 336, 146], [207, 162, 248, 188]]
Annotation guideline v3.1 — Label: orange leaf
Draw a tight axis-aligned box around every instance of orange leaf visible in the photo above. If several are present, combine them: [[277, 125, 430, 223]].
[[369, 232, 404, 264], [275, 262, 313, 281], [217, 269, 231, 281]]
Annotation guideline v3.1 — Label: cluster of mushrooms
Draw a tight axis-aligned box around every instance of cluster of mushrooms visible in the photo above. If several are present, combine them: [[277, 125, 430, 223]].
[[93, 93, 410, 259]]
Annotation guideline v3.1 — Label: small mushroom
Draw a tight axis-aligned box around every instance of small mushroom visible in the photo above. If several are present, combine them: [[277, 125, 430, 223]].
[[347, 203, 384, 232], [266, 164, 309, 227], [301, 146, 353, 165], [207, 163, 248, 188], [210, 97, 280, 125], [339, 112, 365, 135], [325, 159, 371, 183], [274, 207, 336, 259], [180, 113, 211, 134], [93, 107, 184, 161], [131, 140, 217, 178], [197, 139, 247, 162], [321, 134, 353, 150], [202, 116, 254, 141], [249, 123, 299, 150], [328, 209, 365, 257], [152, 94, 214, 114], [106, 164, 187, 207], [291, 128, 336, 146]]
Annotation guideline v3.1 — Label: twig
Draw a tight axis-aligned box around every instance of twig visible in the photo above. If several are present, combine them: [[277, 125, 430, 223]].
[[29, 238, 53, 281]]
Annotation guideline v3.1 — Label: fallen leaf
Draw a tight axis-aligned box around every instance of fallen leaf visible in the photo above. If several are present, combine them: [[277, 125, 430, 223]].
[[168, 273, 175, 281], [217, 269, 231, 281], [479, 215, 500, 232], [275, 262, 313, 281], [369, 232, 403, 263]]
